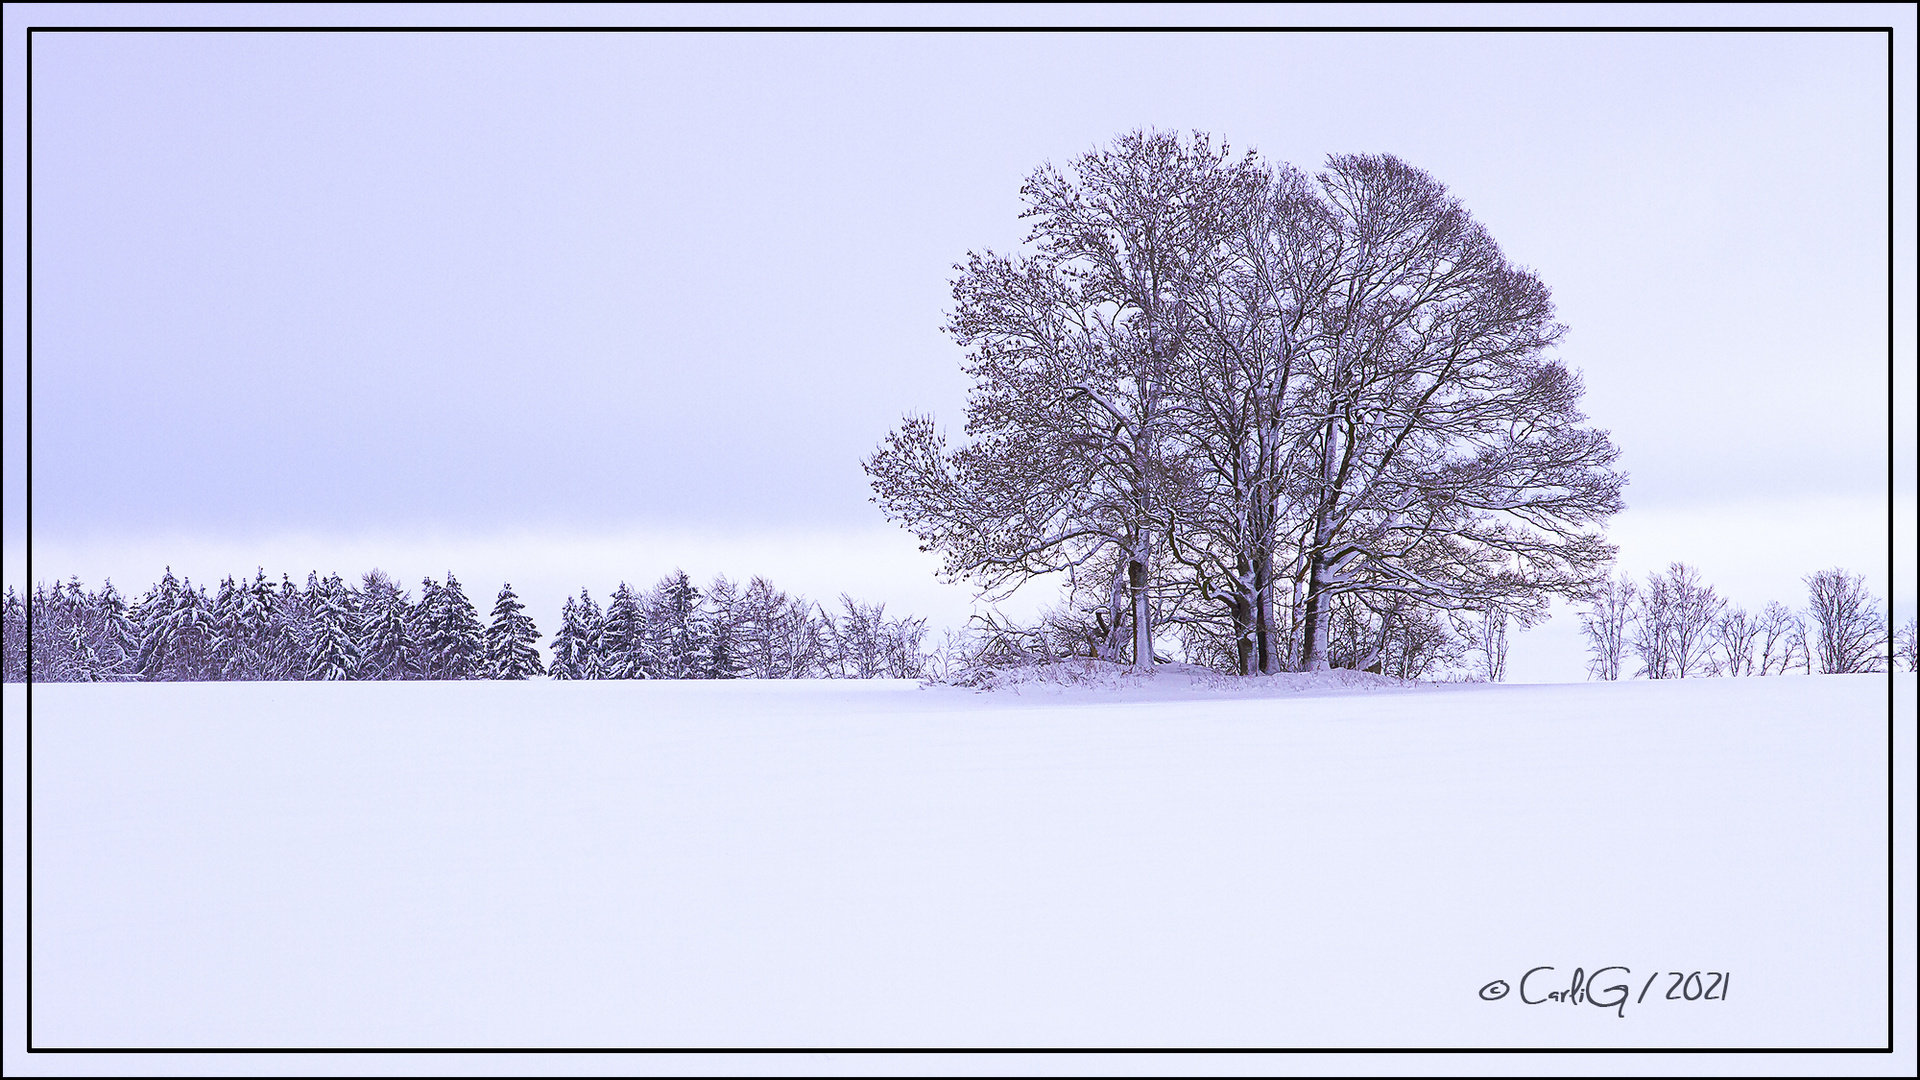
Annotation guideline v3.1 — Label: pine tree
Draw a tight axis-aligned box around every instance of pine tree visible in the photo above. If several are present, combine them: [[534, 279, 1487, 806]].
[[2, 587, 26, 683], [64, 621, 108, 682], [134, 569, 218, 681], [209, 576, 248, 679], [228, 570, 284, 680], [647, 570, 705, 679], [30, 584, 57, 682], [549, 590, 605, 680], [74, 579, 138, 681], [304, 573, 361, 681], [38, 580, 81, 682], [356, 570, 417, 680], [269, 574, 308, 680], [601, 582, 648, 679], [483, 583, 546, 679], [420, 572, 485, 680]]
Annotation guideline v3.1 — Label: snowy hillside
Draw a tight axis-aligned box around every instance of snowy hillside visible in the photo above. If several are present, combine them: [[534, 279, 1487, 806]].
[[14, 674, 1906, 1049]]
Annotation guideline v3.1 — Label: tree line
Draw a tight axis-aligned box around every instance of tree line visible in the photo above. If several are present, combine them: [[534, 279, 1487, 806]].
[[866, 130, 1625, 676], [2, 568, 931, 684], [1580, 564, 1913, 678]]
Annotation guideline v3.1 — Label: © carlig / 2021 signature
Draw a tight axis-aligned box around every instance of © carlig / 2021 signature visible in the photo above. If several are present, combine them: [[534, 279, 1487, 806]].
[[1477, 966, 1731, 1019]]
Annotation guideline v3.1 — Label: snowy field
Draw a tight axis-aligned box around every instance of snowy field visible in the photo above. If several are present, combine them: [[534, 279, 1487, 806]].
[[8, 673, 1912, 1056]]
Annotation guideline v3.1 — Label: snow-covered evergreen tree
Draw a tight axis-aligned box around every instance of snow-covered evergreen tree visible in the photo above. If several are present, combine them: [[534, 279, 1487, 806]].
[[2, 587, 25, 682], [483, 583, 545, 679], [209, 576, 249, 679], [63, 621, 109, 681], [419, 572, 485, 679], [258, 573, 304, 680], [601, 581, 648, 679], [548, 590, 605, 680], [356, 570, 417, 680], [95, 579, 139, 679], [304, 573, 361, 681], [29, 584, 56, 682], [222, 570, 282, 680], [646, 570, 705, 679], [134, 569, 219, 681]]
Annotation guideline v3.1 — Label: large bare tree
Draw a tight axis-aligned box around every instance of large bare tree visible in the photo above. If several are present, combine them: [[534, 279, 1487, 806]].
[[870, 140, 1624, 677], [1276, 155, 1625, 670], [866, 131, 1259, 670], [1163, 163, 1330, 673]]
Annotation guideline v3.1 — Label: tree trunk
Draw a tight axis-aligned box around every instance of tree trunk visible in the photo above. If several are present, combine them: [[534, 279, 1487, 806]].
[[1300, 551, 1333, 671], [1253, 524, 1276, 674], [1104, 568, 1128, 662], [1129, 553, 1152, 671], [1231, 553, 1255, 675], [1301, 416, 1341, 672]]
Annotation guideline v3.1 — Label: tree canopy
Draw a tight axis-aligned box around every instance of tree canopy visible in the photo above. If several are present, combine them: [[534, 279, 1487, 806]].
[[868, 130, 1626, 674]]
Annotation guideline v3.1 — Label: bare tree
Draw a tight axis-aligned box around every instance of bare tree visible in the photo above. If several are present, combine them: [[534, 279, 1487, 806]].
[[734, 576, 823, 679], [867, 131, 1259, 670], [1709, 605, 1763, 677], [1753, 601, 1804, 675], [1579, 573, 1636, 681], [1163, 163, 1323, 674], [1893, 616, 1917, 673], [1476, 604, 1510, 683], [1805, 568, 1885, 674], [1275, 155, 1624, 670], [1633, 563, 1722, 679]]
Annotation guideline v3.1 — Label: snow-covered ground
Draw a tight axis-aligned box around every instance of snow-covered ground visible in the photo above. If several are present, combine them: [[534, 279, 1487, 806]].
[[7, 672, 1911, 1054]]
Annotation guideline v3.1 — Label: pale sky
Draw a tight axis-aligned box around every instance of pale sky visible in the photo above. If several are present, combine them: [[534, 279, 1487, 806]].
[[4, 4, 1915, 681]]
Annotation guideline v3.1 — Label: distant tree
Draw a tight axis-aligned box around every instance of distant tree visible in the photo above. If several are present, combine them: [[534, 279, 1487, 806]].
[[699, 575, 744, 680], [734, 576, 822, 679], [357, 570, 418, 680], [28, 584, 56, 682], [645, 570, 706, 679], [483, 583, 545, 680], [1710, 605, 1763, 677], [1805, 568, 1885, 674], [601, 582, 649, 679], [207, 576, 245, 678], [1752, 601, 1804, 676], [548, 590, 605, 680], [824, 594, 928, 679], [1476, 605, 1510, 683], [2, 587, 25, 682], [43, 578, 114, 683], [304, 573, 361, 681], [418, 573, 485, 680], [94, 580, 139, 678], [1632, 563, 1722, 679], [1895, 616, 1918, 673], [1580, 574, 1636, 681], [134, 569, 220, 681], [269, 573, 310, 678]]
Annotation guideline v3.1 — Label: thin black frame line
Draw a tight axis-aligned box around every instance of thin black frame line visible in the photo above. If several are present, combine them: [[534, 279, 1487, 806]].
[[14, 1045, 1902, 1055], [22, 16, 34, 1057], [15, 23, 1904, 1053], [1883, 23, 1898, 1061], [14, 24, 1905, 35]]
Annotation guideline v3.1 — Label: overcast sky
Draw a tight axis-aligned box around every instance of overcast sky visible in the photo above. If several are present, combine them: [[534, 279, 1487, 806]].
[[4, 5, 1915, 681]]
